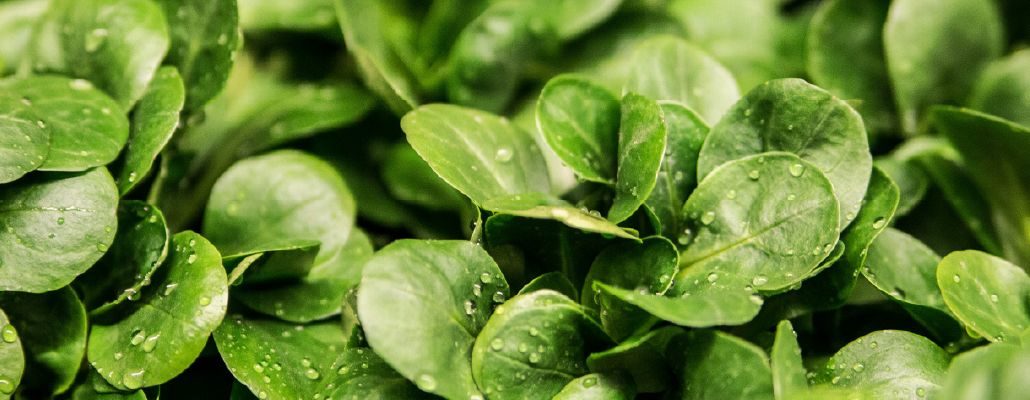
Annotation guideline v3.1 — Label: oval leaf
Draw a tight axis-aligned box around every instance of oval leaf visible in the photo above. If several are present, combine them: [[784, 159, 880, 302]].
[[0, 308, 24, 399], [154, 0, 240, 110], [115, 66, 184, 195], [0, 95, 48, 184], [0, 287, 86, 397], [536, 75, 620, 183], [608, 92, 667, 223], [937, 250, 1030, 344], [814, 330, 949, 398], [646, 102, 709, 240], [772, 321, 807, 399], [668, 330, 773, 400], [553, 373, 635, 400], [968, 48, 1030, 127]]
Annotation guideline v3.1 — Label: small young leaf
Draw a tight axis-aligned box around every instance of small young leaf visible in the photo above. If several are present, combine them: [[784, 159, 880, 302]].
[[88, 231, 228, 390], [0, 287, 87, 397], [153, 0, 240, 110], [645, 102, 709, 240], [697, 78, 871, 229], [0, 168, 118, 292], [937, 250, 1030, 344], [0, 75, 128, 171], [115, 66, 184, 195], [624, 35, 739, 124], [609, 93, 666, 223], [583, 237, 677, 341], [813, 330, 949, 398], [772, 321, 807, 399], [968, 49, 1030, 127], [334, 0, 419, 113], [536, 75, 620, 184], [358, 240, 509, 400]]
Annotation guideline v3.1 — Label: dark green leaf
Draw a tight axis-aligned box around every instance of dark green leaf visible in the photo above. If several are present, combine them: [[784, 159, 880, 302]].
[[0, 75, 128, 171], [154, 0, 240, 110], [0, 168, 118, 292], [334, 0, 419, 114], [519, 272, 578, 299], [0, 287, 86, 397], [646, 102, 709, 240], [583, 237, 677, 341], [88, 231, 228, 390], [609, 93, 666, 223], [668, 330, 774, 400], [115, 66, 184, 195], [381, 142, 466, 211], [587, 326, 682, 393], [874, 157, 928, 218], [912, 151, 1002, 256], [937, 250, 1029, 344], [697, 78, 871, 229], [0, 94, 47, 184], [813, 330, 949, 399], [968, 49, 1030, 127], [358, 240, 509, 399], [536, 75, 620, 184], [938, 343, 1030, 400], [222, 240, 320, 286]]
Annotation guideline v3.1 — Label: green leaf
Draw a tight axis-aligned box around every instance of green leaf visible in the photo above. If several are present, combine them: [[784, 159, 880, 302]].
[[31, 0, 170, 110], [0, 168, 118, 292], [519, 272, 578, 300], [530, 0, 623, 40], [874, 157, 928, 218], [238, 0, 338, 32], [0, 308, 25, 400], [482, 193, 636, 240], [583, 237, 678, 341], [646, 102, 709, 240], [969, 49, 1030, 127], [334, 0, 419, 114], [624, 35, 740, 124], [0, 94, 48, 184], [772, 321, 807, 399], [553, 373, 635, 400], [608, 92, 667, 223], [697, 78, 871, 229], [483, 213, 611, 287], [0, 287, 87, 397], [0, 75, 128, 171], [472, 290, 603, 400], [231, 230, 371, 322], [154, 0, 240, 110], [806, 0, 894, 138], [381, 142, 466, 211], [326, 347, 430, 399], [668, 330, 774, 400], [70, 371, 146, 400], [223, 240, 320, 286], [883, 0, 1003, 134], [536, 75, 620, 184], [587, 326, 681, 393], [88, 231, 228, 390], [401, 104, 551, 204], [0, 0, 47, 75], [937, 250, 1030, 344], [76, 201, 169, 312], [938, 343, 1030, 400], [933, 107, 1030, 267], [913, 151, 1002, 256], [115, 66, 184, 195], [813, 330, 949, 399], [358, 240, 509, 400]]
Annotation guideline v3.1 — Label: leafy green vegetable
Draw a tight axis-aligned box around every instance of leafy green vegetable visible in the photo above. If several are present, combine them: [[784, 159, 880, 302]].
[[937, 250, 1029, 344], [553, 373, 634, 400], [114, 66, 184, 195], [0, 308, 24, 399], [154, 0, 240, 110], [609, 92, 666, 223], [536, 75, 620, 184], [938, 343, 1030, 400], [771, 321, 807, 399], [668, 330, 773, 399], [813, 330, 949, 399], [0, 287, 86, 397], [0, 94, 47, 184]]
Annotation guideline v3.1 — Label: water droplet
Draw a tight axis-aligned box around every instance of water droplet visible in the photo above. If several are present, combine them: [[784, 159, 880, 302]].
[[472, 283, 482, 297], [199, 297, 211, 306], [852, 363, 864, 372], [872, 217, 887, 229], [122, 369, 145, 390], [84, 28, 108, 52], [463, 300, 476, 315], [187, 253, 198, 264], [1, 325, 17, 343], [787, 194, 796, 201], [751, 275, 768, 286], [726, 190, 737, 199], [69, 79, 93, 90], [130, 329, 146, 346], [491, 338, 504, 351], [253, 364, 265, 373], [492, 291, 505, 303], [952, 275, 961, 283], [480, 272, 494, 284], [700, 211, 716, 225], [990, 294, 999, 302], [707, 272, 719, 283], [217, 33, 228, 45], [163, 283, 178, 296], [748, 170, 760, 180], [528, 353, 541, 363], [677, 228, 694, 245], [916, 387, 926, 397], [789, 163, 805, 177], [831, 376, 841, 385], [529, 327, 539, 336], [494, 147, 513, 162], [582, 376, 597, 387], [416, 374, 438, 391], [305, 368, 321, 380], [749, 295, 764, 305], [114, 352, 123, 360], [869, 341, 878, 348], [142, 333, 160, 352]]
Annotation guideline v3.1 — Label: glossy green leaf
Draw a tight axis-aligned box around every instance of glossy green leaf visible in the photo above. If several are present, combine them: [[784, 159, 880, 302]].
[[483, 213, 611, 288], [969, 49, 1030, 127], [624, 35, 739, 124], [31, 0, 170, 110], [553, 373, 635, 400], [381, 142, 466, 211], [88, 231, 228, 390], [222, 240, 319, 286], [668, 330, 773, 400], [334, 0, 419, 114], [874, 157, 928, 218], [646, 102, 709, 240], [587, 326, 681, 393], [519, 272, 578, 300], [807, 0, 894, 137], [401, 104, 550, 205], [813, 330, 949, 399], [115, 66, 184, 195], [697, 78, 871, 229], [0, 287, 86, 397], [536, 75, 620, 184], [0, 94, 47, 184], [358, 240, 509, 400], [913, 151, 1002, 256], [231, 230, 371, 322], [69, 370, 145, 400], [483, 193, 636, 240], [937, 250, 1030, 344], [938, 343, 1030, 400], [933, 107, 1030, 267], [155, 0, 240, 110], [215, 314, 425, 400], [609, 93, 666, 223], [76, 201, 169, 312], [583, 237, 677, 341], [883, 0, 1003, 134], [772, 321, 807, 399], [0, 308, 24, 400], [0, 168, 118, 292], [0, 75, 128, 171], [531, 0, 622, 40], [472, 290, 602, 400], [238, 0, 337, 32]]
